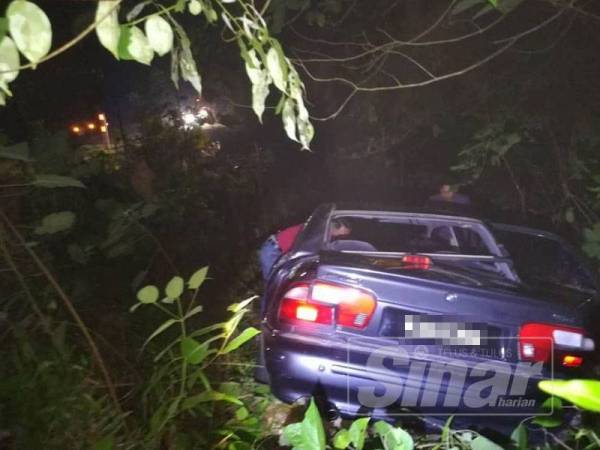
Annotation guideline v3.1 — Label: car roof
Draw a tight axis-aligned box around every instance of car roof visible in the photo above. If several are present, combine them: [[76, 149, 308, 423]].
[[328, 202, 568, 235], [329, 202, 485, 222], [491, 222, 563, 242]]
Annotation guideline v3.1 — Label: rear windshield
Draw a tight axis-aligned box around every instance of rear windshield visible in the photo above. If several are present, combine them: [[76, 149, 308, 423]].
[[493, 229, 596, 293], [326, 215, 494, 255]]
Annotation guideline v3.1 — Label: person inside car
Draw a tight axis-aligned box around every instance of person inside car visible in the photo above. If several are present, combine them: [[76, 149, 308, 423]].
[[258, 219, 351, 281]]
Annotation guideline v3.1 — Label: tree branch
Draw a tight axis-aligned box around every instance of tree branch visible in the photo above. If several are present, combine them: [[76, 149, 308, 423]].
[[294, 2, 571, 120], [297, 37, 517, 92]]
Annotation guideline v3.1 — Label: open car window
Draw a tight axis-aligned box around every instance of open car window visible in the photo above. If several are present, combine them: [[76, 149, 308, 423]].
[[326, 214, 496, 256]]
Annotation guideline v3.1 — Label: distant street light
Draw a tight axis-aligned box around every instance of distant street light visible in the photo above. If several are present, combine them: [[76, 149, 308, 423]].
[[198, 108, 209, 120], [182, 112, 197, 128], [68, 113, 112, 148]]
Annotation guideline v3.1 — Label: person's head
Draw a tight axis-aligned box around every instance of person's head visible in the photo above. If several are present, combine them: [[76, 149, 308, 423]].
[[439, 184, 456, 201], [330, 218, 351, 238]]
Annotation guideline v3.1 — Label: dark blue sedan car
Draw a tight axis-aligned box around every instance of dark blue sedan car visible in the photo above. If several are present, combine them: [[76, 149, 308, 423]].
[[258, 204, 598, 420]]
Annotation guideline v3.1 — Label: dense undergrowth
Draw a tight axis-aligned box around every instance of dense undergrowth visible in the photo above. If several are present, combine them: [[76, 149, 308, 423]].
[[2, 120, 600, 450]]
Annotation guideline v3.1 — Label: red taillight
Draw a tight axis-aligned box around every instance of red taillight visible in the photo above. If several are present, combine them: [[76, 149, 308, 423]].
[[279, 284, 334, 325], [402, 255, 431, 270], [519, 322, 590, 364], [312, 282, 377, 328], [279, 298, 334, 325], [562, 355, 583, 367], [278, 282, 377, 329]]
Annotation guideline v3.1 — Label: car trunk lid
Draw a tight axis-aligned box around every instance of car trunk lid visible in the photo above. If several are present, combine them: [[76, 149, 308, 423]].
[[315, 251, 584, 364]]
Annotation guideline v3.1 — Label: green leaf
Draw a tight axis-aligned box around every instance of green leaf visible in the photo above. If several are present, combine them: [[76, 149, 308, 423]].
[[188, 266, 208, 289], [282, 98, 297, 142], [297, 116, 314, 151], [34, 211, 76, 235], [144, 318, 178, 347], [452, 0, 486, 15], [348, 417, 370, 450], [473, 4, 495, 19], [373, 421, 414, 450], [7, 0, 51, 65], [281, 398, 326, 450], [294, 91, 313, 150], [227, 296, 257, 313], [531, 415, 563, 428], [94, 436, 114, 450], [244, 49, 262, 83], [174, 0, 186, 13], [119, 25, 153, 65], [510, 424, 527, 450], [118, 26, 133, 59], [470, 435, 503, 450], [129, 302, 143, 312], [487, 0, 498, 6], [180, 336, 209, 364], [221, 327, 261, 354], [126, 1, 149, 21], [32, 174, 85, 188], [0, 17, 8, 43], [538, 379, 600, 412], [266, 45, 287, 92], [165, 276, 184, 299], [235, 406, 249, 421], [184, 305, 203, 319], [221, 12, 233, 31], [540, 396, 562, 411], [188, 0, 202, 15], [333, 429, 351, 449], [496, 0, 524, 14], [145, 15, 173, 57], [219, 381, 241, 396], [0, 78, 11, 96], [180, 36, 202, 94], [204, 7, 218, 22], [181, 390, 242, 410], [95, 0, 120, 58], [170, 44, 179, 88], [186, 367, 209, 389], [137, 285, 159, 303], [188, 322, 225, 339], [251, 70, 271, 123], [280, 422, 302, 447], [0, 36, 19, 83], [207, 391, 243, 405], [254, 384, 270, 395], [440, 416, 453, 443]]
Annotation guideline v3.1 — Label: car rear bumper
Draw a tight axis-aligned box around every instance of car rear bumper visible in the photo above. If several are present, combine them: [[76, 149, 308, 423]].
[[263, 326, 551, 417]]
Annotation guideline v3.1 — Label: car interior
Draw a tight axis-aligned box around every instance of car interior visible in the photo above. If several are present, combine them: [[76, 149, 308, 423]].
[[326, 216, 492, 255]]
